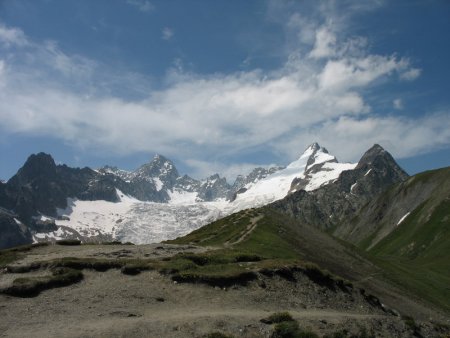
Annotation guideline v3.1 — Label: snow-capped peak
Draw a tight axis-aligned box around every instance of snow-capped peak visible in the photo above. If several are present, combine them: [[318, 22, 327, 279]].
[[230, 142, 355, 211], [287, 142, 335, 170]]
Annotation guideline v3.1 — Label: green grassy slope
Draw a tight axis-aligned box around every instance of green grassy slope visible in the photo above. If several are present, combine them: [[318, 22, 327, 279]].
[[167, 207, 389, 292], [170, 208, 302, 259], [368, 197, 450, 311], [336, 167, 450, 311]]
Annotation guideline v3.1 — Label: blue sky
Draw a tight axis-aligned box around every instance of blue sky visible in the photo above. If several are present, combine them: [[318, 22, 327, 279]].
[[0, 0, 449, 181]]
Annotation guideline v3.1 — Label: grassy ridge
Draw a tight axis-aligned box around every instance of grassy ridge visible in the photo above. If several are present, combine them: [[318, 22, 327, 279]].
[[166, 208, 353, 290], [168, 208, 303, 259]]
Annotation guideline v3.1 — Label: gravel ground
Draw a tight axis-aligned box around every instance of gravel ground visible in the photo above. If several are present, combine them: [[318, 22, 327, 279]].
[[0, 244, 448, 338]]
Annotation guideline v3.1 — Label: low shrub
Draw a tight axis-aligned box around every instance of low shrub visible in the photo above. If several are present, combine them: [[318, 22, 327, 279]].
[[56, 239, 81, 246], [121, 263, 152, 275], [323, 330, 349, 338], [261, 312, 294, 324], [101, 241, 123, 245], [233, 254, 262, 263], [272, 321, 300, 338], [172, 269, 257, 287], [2, 267, 83, 297]]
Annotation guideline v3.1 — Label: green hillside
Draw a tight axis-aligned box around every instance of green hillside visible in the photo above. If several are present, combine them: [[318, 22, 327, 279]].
[[368, 196, 450, 311], [339, 167, 450, 311]]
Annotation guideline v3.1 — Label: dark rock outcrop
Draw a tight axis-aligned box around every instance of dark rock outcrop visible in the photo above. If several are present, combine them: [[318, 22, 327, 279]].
[[197, 174, 231, 201], [0, 209, 32, 249]]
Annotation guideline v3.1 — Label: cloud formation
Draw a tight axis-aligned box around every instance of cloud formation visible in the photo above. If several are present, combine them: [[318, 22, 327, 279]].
[[161, 27, 174, 41], [0, 1, 448, 179]]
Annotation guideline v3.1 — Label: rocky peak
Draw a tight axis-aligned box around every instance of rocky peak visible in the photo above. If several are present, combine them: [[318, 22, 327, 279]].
[[355, 144, 408, 182], [16, 152, 57, 182], [308, 142, 321, 152], [356, 144, 386, 168], [139, 154, 179, 177]]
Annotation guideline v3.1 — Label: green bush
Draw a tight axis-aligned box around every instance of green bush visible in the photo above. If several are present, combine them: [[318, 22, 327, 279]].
[[261, 312, 294, 324]]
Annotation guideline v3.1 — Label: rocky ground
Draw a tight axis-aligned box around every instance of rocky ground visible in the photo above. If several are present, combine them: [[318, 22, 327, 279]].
[[1, 243, 449, 338]]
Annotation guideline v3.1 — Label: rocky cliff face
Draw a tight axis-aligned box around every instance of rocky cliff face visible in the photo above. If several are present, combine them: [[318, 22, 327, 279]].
[[271, 145, 409, 230], [1, 153, 125, 228], [0, 209, 32, 249]]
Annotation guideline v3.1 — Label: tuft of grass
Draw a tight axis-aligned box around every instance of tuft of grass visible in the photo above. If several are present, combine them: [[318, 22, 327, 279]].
[[1, 267, 83, 297]]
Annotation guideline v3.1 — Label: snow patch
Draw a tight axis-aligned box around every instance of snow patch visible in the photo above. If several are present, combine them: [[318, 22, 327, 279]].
[[397, 212, 411, 226], [32, 215, 54, 222], [34, 227, 67, 241], [168, 189, 198, 205], [154, 177, 164, 191], [365, 169, 372, 176], [304, 162, 356, 191]]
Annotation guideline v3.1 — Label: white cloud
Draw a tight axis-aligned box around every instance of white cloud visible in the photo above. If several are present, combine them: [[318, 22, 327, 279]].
[[126, 0, 154, 13], [400, 68, 421, 81], [0, 24, 28, 46], [393, 98, 403, 110], [0, 10, 446, 178], [277, 112, 450, 164], [319, 55, 409, 91], [161, 27, 174, 41], [309, 26, 337, 59]]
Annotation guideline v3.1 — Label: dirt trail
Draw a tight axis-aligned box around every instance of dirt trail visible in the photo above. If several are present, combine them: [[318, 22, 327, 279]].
[[225, 214, 263, 247]]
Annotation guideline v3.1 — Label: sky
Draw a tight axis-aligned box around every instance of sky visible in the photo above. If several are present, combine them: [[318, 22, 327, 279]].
[[0, 0, 449, 182]]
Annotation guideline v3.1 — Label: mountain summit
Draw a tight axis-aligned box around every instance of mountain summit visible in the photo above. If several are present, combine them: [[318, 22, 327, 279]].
[[230, 142, 356, 210]]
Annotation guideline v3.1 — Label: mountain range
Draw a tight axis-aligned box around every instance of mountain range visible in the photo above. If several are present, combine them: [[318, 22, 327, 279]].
[[0, 142, 361, 248]]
